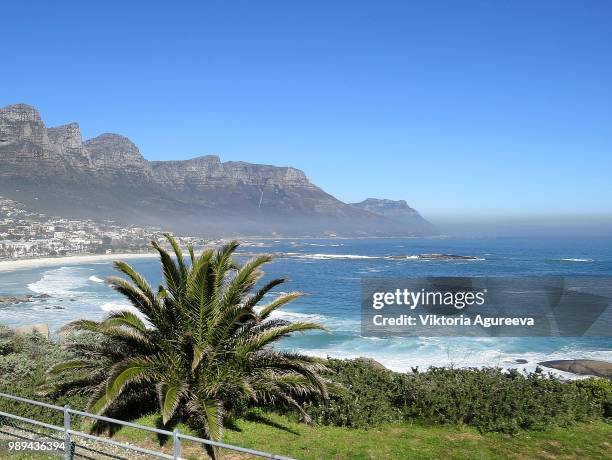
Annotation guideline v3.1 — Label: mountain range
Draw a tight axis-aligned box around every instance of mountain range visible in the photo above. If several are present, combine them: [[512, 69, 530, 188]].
[[0, 104, 435, 237]]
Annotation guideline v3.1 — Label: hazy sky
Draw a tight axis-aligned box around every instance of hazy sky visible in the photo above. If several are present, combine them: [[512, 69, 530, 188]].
[[2, 1, 611, 224]]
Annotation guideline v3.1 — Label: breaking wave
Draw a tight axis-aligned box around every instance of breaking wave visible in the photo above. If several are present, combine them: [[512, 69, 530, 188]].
[[27, 267, 90, 297], [290, 337, 612, 378], [557, 258, 593, 263]]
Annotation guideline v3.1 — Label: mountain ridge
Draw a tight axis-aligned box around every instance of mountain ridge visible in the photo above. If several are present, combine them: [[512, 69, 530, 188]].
[[0, 103, 435, 237], [350, 198, 435, 235]]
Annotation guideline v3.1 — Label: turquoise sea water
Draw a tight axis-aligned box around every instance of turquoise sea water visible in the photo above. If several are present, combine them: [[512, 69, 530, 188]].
[[1, 237, 611, 375]]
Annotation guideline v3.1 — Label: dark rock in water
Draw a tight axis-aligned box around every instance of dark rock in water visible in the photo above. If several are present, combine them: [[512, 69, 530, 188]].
[[538, 360, 612, 378], [419, 253, 481, 260], [0, 294, 32, 305], [389, 253, 481, 261], [0, 294, 50, 305], [515, 359, 529, 364], [0, 294, 51, 305]]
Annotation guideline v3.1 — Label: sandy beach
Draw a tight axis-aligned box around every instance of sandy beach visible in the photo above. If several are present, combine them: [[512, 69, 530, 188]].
[[0, 253, 159, 273]]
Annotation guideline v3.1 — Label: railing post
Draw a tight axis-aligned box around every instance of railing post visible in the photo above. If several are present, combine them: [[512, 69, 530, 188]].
[[0, 392, 287, 459], [173, 428, 181, 459], [63, 405, 72, 460]]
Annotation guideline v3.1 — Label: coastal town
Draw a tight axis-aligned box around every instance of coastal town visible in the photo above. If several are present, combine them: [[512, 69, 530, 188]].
[[0, 196, 204, 260]]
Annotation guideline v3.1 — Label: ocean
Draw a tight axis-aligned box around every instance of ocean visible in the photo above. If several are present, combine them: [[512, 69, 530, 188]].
[[1, 236, 611, 375]]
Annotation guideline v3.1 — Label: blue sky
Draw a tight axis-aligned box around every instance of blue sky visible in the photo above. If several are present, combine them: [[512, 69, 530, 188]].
[[2, 1, 611, 226]]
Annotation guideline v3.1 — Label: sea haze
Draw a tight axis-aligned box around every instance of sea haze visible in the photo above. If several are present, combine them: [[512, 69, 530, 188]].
[[1, 237, 611, 376]]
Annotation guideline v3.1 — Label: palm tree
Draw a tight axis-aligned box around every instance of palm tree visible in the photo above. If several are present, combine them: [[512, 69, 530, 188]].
[[48, 235, 331, 458]]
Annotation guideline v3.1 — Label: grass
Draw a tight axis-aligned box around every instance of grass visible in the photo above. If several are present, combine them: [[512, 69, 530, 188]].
[[1, 413, 610, 459], [62, 412, 612, 459], [222, 413, 612, 459]]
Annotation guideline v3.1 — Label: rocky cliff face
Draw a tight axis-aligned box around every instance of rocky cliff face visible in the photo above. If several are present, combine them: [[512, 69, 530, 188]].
[[351, 198, 421, 218], [350, 198, 436, 234], [86, 133, 153, 181], [0, 105, 91, 176], [151, 156, 312, 189], [0, 103, 436, 236], [150, 156, 341, 212], [0, 104, 58, 176], [47, 123, 92, 172]]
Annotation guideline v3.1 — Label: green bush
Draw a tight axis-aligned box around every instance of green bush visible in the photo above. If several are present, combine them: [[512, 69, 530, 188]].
[[304, 360, 608, 433], [0, 327, 86, 426], [394, 367, 597, 433], [572, 378, 612, 418], [305, 359, 402, 427], [0, 325, 610, 435]]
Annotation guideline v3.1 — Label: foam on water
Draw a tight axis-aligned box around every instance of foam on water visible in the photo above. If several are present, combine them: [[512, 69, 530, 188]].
[[279, 253, 486, 262], [266, 309, 326, 323], [5, 236, 611, 374], [282, 253, 382, 260], [100, 301, 127, 312], [27, 267, 90, 296], [101, 301, 140, 315], [292, 336, 612, 378], [256, 306, 360, 331]]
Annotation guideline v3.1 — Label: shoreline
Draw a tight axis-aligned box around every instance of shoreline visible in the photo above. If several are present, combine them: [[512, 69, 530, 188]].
[[0, 252, 158, 273]]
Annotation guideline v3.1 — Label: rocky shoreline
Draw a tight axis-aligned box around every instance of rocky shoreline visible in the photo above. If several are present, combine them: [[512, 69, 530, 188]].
[[360, 357, 612, 379], [0, 294, 50, 305], [538, 360, 612, 379]]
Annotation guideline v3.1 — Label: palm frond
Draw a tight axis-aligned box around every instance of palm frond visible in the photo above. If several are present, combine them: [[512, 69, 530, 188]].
[[59, 319, 103, 334], [164, 233, 188, 280], [243, 277, 286, 309], [257, 292, 303, 321], [159, 382, 188, 425], [101, 311, 148, 333], [112, 261, 157, 302], [91, 357, 159, 415], [47, 359, 93, 375], [152, 239, 184, 299], [236, 322, 326, 357]]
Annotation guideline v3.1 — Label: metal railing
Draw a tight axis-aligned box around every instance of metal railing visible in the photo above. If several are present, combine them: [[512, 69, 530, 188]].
[[0, 392, 294, 460]]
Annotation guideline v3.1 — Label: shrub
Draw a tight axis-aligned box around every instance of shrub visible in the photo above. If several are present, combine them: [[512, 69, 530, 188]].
[[572, 378, 612, 418], [304, 359, 402, 427], [394, 367, 597, 433], [305, 359, 607, 433], [1, 326, 610, 436], [0, 328, 86, 426]]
